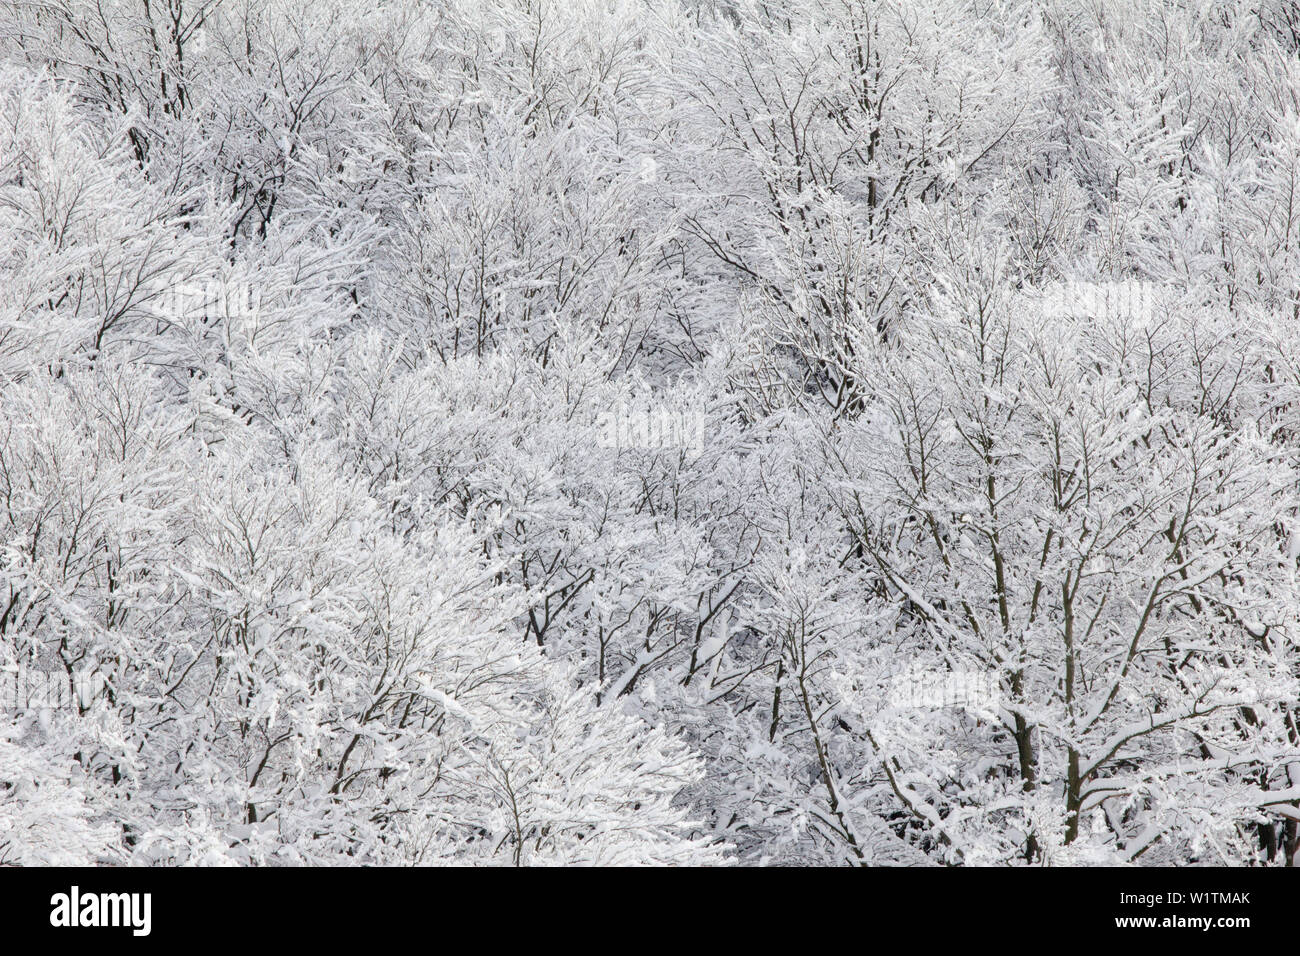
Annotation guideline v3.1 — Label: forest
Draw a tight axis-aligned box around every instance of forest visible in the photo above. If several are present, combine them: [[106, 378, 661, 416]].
[[1, 0, 1300, 866]]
